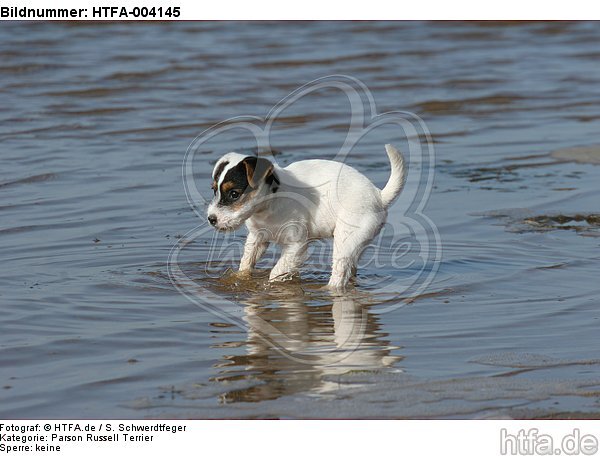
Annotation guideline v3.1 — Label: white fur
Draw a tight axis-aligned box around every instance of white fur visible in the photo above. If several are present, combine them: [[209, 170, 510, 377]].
[[207, 144, 406, 291]]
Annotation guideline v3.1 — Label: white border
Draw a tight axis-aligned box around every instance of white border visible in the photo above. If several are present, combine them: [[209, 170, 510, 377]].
[[1, 421, 600, 456], [2, 0, 600, 20]]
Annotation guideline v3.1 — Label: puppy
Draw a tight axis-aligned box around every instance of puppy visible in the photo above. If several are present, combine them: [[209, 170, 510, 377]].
[[207, 144, 406, 291]]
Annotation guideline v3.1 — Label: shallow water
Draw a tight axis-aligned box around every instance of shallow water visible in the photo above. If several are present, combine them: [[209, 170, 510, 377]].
[[1, 21, 600, 419]]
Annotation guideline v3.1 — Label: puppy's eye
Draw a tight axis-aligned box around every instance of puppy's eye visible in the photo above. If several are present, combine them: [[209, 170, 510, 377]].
[[228, 190, 240, 200]]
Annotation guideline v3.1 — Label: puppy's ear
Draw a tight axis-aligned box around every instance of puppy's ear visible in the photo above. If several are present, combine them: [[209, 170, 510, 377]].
[[242, 157, 276, 189]]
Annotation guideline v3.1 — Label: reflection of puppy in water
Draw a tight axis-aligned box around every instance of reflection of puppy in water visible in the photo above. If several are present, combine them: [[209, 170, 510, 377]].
[[214, 292, 402, 403], [207, 144, 406, 290]]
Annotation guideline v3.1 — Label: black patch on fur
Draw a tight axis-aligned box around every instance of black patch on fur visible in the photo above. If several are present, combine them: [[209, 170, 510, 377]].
[[218, 161, 250, 206], [268, 172, 279, 192], [244, 156, 279, 190], [217, 156, 279, 205], [213, 161, 229, 182], [211, 160, 229, 194]]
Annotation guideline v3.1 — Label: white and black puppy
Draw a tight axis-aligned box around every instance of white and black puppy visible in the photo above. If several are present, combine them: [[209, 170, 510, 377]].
[[207, 144, 406, 291]]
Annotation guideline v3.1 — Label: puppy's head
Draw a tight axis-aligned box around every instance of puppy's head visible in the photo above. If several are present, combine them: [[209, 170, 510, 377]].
[[207, 153, 279, 231]]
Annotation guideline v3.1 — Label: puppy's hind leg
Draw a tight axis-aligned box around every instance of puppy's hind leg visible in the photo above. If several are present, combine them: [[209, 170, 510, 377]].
[[328, 215, 382, 291]]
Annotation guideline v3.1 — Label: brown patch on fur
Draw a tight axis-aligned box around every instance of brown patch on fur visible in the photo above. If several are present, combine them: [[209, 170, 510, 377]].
[[243, 157, 274, 188], [221, 181, 237, 192]]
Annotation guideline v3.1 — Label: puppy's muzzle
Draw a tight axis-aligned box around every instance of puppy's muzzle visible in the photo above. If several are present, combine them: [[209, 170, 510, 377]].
[[207, 214, 217, 226]]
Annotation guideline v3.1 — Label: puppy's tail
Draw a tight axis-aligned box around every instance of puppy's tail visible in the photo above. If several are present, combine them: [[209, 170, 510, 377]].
[[380, 144, 406, 208]]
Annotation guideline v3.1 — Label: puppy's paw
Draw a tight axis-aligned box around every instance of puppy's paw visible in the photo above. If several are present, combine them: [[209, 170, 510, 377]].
[[324, 275, 354, 294], [268, 270, 298, 283], [322, 283, 348, 295], [219, 269, 253, 285], [234, 269, 253, 279]]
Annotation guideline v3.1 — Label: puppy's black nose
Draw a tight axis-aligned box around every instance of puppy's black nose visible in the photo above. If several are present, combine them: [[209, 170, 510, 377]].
[[208, 215, 217, 226]]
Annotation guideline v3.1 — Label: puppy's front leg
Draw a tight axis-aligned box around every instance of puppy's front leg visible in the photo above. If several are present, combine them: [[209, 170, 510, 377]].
[[239, 231, 269, 272], [269, 242, 307, 281]]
